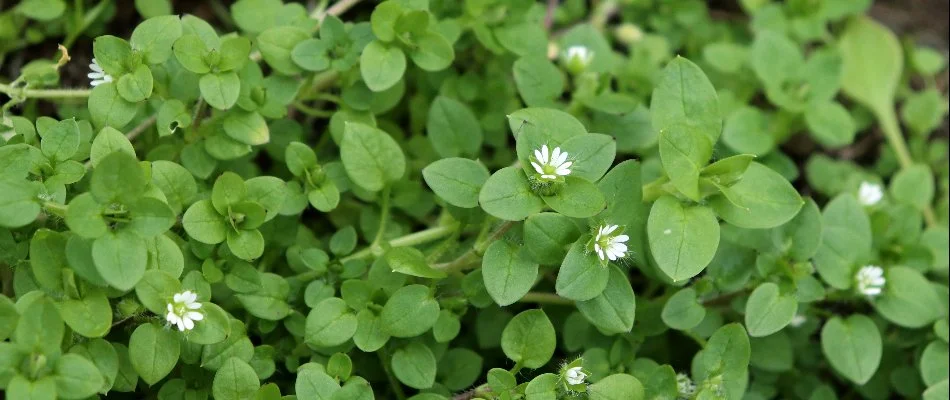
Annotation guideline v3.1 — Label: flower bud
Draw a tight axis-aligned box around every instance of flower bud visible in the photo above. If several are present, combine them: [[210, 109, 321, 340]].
[[561, 45, 594, 75]]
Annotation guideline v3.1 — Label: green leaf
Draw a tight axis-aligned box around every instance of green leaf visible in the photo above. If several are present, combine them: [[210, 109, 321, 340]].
[[15, 0, 65, 20], [821, 314, 881, 385], [128, 197, 175, 237], [6, 375, 56, 399], [90, 127, 135, 168], [88, 83, 138, 129], [814, 195, 871, 289], [305, 297, 357, 347], [556, 133, 616, 182], [93, 35, 133, 75], [41, 119, 80, 162], [91, 151, 145, 204], [478, 167, 544, 221], [661, 287, 706, 330], [93, 231, 147, 291], [308, 182, 340, 212], [509, 108, 587, 154], [385, 247, 447, 279], [227, 229, 265, 260], [360, 41, 406, 92], [541, 177, 606, 218], [117, 64, 154, 102], [750, 31, 802, 86], [173, 34, 211, 74], [380, 284, 440, 338], [522, 212, 581, 265], [213, 358, 260, 400], [744, 282, 798, 337], [218, 37, 252, 72], [353, 309, 390, 352], [805, 101, 856, 148], [722, 106, 774, 156], [839, 16, 902, 112], [54, 354, 104, 399], [588, 374, 645, 400], [0, 180, 42, 228], [657, 125, 712, 202], [577, 265, 636, 334], [340, 122, 406, 192], [501, 309, 556, 369], [29, 229, 68, 293], [370, 1, 403, 42], [285, 142, 317, 176], [257, 27, 310, 75], [295, 368, 340, 399], [696, 323, 751, 399], [129, 323, 181, 385], [422, 158, 489, 208], [890, 164, 934, 211], [134, 269, 181, 314], [291, 39, 331, 71], [426, 96, 483, 158], [15, 296, 64, 353], [409, 31, 454, 71], [182, 199, 228, 244], [513, 57, 565, 107], [392, 343, 437, 389], [555, 237, 609, 301], [648, 196, 720, 282], [872, 267, 943, 328], [200, 72, 241, 110], [921, 341, 949, 386], [651, 56, 721, 144], [482, 240, 539, 306], [709, 163, 804, 229], [222, 111, 269, 146], [156, 99, 192, 137], [130, 15, 182, 64], [58, 289, 112, 338], [150, 160, 197, 215], [244, 176, 287, 222]]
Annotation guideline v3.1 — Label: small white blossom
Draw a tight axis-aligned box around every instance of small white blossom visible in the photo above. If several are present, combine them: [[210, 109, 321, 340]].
[[857, 181, 883, 206], [562, 45, 594, 74], [531, 145, 572, 180], [166, 290, 204, 331], [87, 58, 113, 87], [790, 314, 807, 327], [855, 265, 886, 297], [564, 366, 587, 385], [676, 373, 696, 399], [593, 224, 629, 261]]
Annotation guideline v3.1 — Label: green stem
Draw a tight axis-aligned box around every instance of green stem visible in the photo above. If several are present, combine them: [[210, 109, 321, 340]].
[[434, 221, 514, 273], [378, 347, 407, 400], [292, 225, 458, 282], [0, 83, 91, 99], [373, 186, 392, 246], [877, 108, 938, 227], [641, 176, 670, 202], [518, 292, 574, 306], [43, 202, 68, 217]]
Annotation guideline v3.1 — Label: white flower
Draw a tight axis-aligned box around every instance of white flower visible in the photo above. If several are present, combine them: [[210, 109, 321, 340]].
[[593, 224, 629, 261], [564, 366, 587, 385], [855, 265, 886, 297], [166, 290, 204, 331], [563, 45, 594, 69], [857, 181, 883, 206], [87, 58, 113, 87], [790, 314, 807, 327], [531, 145, 572, 180], [676, 373, 696, 399]]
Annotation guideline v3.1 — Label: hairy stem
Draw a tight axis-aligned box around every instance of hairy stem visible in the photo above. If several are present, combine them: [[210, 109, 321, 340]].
[[0, 83, 91, 99], [518, 292, 574, 305], [877, 108, 937, 226]]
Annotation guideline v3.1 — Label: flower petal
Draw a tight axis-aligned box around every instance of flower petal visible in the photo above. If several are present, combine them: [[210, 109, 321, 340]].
[[532, 162, 545, 174], [186, 311, 204, 321], [183, 318, 194, 330]]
